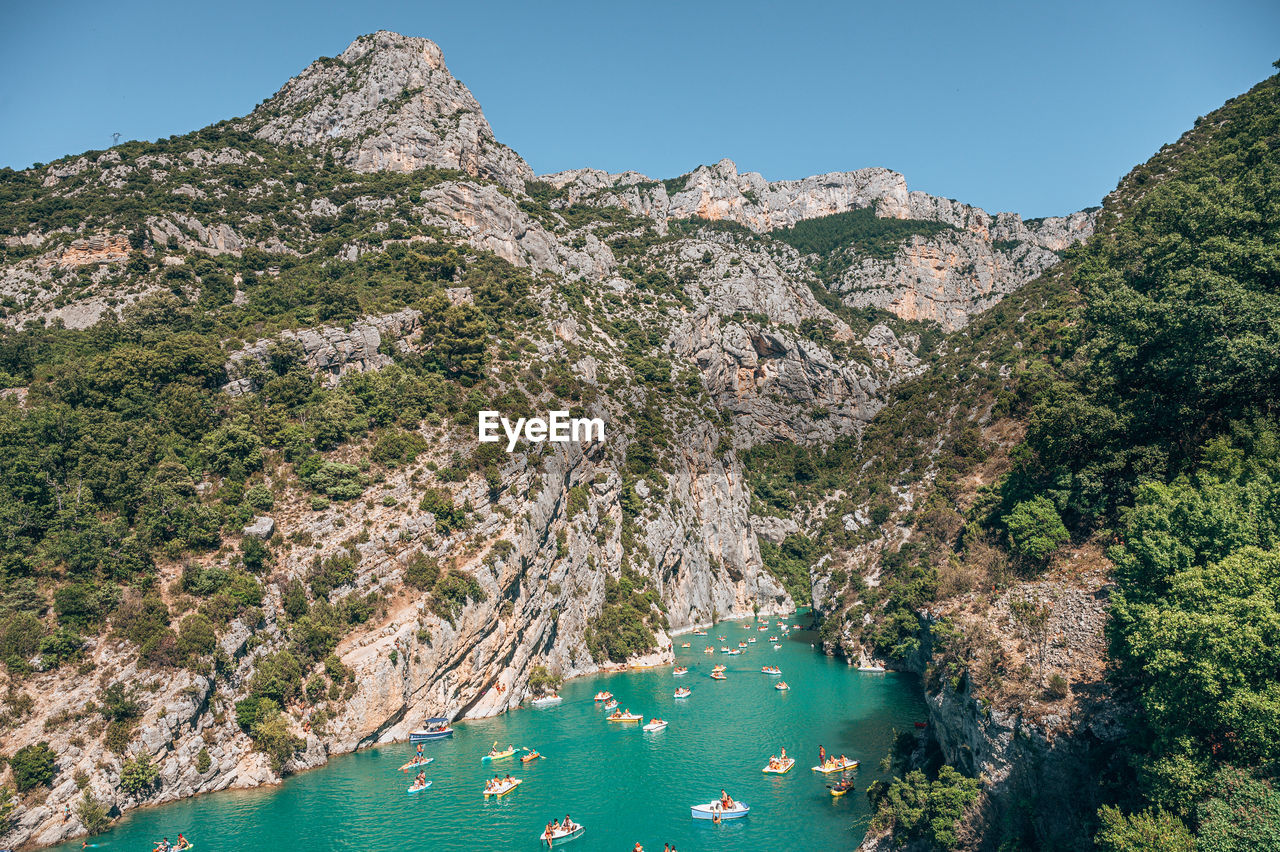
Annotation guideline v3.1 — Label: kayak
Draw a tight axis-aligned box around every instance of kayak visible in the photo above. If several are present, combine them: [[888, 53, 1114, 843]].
[[521, 750, 543, 764], [830, 779, 856, 797], [540, 823, 585, 846], [691, 801, 750, 820], [483, 778, 522, 798], [762, 757, 795, 774], [643, 719, 668, 732], [407, 780, 432, 793], [397, 756, 435, 771], [483, 748, 516, 761], [812, 758, 859, 774]]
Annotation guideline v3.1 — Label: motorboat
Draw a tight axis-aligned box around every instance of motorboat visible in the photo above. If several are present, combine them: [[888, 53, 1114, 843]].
[[761, 666, 782, 675], [643, 718, 668, 732], [674, 666, 688, 675], [531, 694, 563, 707], [409, 717, 453, 742], [674, 687, 691, 698], [593, 691, 613, 701], [775, 681, 790, 691]]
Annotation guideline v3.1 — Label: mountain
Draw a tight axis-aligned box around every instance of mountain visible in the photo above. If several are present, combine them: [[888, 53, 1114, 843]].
[[0, 32, 1102, 849]]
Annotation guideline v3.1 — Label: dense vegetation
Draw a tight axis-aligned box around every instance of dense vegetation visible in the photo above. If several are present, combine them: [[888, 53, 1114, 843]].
[[773, 207, 957, 280], [856, 69, 1280, 849]]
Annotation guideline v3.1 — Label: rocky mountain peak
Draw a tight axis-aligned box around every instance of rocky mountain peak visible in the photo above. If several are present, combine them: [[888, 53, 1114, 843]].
[[243, 30, 533, 188]]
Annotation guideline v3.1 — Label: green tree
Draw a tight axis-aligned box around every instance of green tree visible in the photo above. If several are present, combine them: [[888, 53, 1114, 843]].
[[75, 791, 111, 835], [119, 752, 159, 796], [11, 742, 56, 791], [1003, 496, 1069, 565], [1094, 805, 1193, 852]]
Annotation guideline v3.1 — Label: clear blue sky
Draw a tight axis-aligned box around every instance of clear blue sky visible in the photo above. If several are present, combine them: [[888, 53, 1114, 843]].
[[2, 0, 1276, 217]]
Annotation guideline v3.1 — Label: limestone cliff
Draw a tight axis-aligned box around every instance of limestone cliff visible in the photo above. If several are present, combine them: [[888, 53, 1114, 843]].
[[0, 29, 1092, 850]]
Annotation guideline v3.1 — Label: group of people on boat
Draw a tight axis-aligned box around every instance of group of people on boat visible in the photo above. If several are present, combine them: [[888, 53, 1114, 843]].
[[483, 773, 515, 793], [541, 815, 579, 840], [153, 835, 191, 852], [765, 747, 789, 770]]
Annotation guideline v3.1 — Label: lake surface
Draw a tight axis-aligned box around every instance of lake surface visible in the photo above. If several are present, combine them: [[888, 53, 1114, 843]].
[[55, 614, 924, 852]]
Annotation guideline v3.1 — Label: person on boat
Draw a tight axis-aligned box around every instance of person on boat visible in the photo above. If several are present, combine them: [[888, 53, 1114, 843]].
[[544, 822, 555, 843], [839, 753, 849, 766], [819, 744, 826, 765], [157, 838, 171, 852], [416, 742, 424, 756], [564, 814, 575, 829], [781, 746, 787, 759], [176, 834, 190, 850]]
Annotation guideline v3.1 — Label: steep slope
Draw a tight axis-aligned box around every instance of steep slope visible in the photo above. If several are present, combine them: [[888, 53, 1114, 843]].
[[0, 32, 1096, 850], [751, 71, 1280, 851]]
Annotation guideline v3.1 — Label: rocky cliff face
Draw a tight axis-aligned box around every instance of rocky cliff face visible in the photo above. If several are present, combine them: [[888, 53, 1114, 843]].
[[545, 158, 1095, 330], [0, 30, 1092, 850], [244, 31, 532, 190]]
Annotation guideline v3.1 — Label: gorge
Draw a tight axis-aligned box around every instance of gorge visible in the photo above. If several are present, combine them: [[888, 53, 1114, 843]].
[[1, 28, 1278, 852]]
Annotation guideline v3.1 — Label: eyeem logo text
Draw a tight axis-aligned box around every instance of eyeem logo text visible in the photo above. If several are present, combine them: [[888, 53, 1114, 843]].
[[478, 410, 606, 452]]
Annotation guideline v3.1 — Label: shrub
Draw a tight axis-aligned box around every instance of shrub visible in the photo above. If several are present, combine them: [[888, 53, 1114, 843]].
[[244, 484, 275, 511], [248, 650, 303, 704], [75, 791, 111, 835], [1094, 805, 1193, 852], [119, 752, 159, 796], [403, 553, 440, 590], [11, 742, 56, 791], [1003, 496, 1069, 565], [250, 701, 304, 771], [527, 664, 562, 696], [867, 765, 980, 850], [195, 747, 211, 773]]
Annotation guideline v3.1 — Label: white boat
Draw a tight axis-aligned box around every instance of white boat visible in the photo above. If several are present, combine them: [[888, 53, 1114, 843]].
[[674, 687, 691, 699], [409, 717, 453, 742], [540, 823, 585, 846], [691, 800, 749, 820], [857, 665, 887, 673], [643, 719, 668, 732], [531, 694, 563, 706], [772, 644, 782, 649]]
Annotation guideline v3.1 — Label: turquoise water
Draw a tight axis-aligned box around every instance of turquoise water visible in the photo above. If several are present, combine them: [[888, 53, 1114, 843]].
[[54, 615, 924, 852]]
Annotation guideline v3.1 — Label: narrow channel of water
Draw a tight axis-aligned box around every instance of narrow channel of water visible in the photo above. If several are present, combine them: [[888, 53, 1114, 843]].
[[52, 615, 925, 851]]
